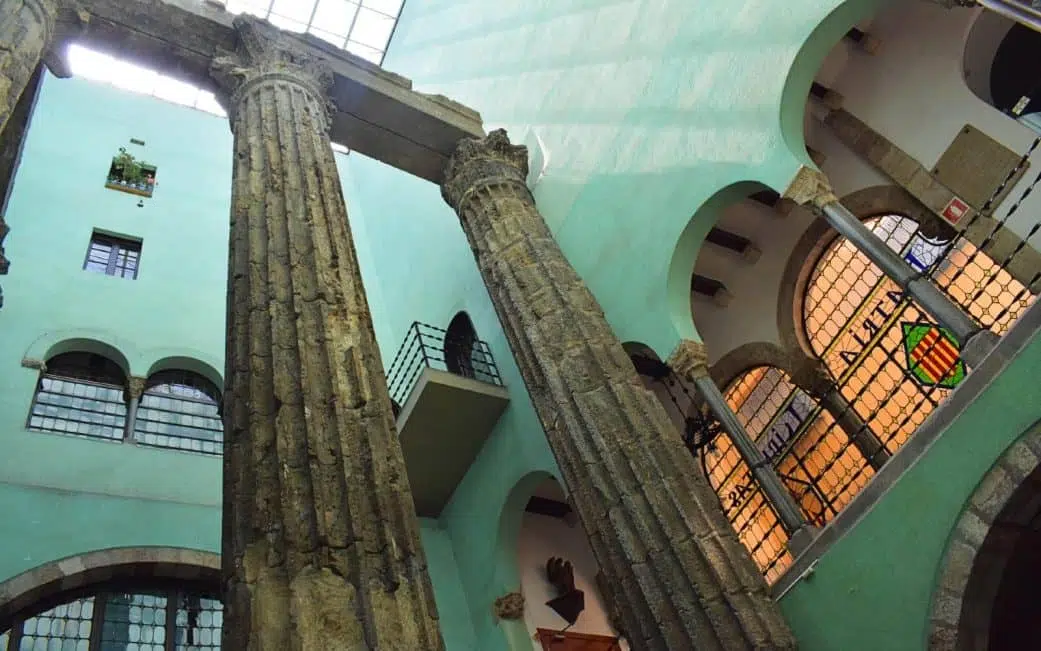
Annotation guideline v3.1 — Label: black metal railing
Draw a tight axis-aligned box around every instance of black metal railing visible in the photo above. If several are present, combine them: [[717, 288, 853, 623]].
[[385, 322, 505, 407]]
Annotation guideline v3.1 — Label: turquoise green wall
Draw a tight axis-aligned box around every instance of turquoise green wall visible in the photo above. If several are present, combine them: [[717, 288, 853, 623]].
[[383, 0, 887, 356], [338, 152, 558, 650], [0, 73, 231, 580], [778, 328, 1041, 650], [0, 74, 478, 648]]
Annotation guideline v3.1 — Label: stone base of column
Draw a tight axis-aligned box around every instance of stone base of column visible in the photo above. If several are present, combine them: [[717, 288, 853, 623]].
[[962, 329, 1000, 369]]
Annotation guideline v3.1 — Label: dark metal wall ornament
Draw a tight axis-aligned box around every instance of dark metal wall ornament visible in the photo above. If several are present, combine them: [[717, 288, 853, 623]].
[[544, 557, 585, 627]]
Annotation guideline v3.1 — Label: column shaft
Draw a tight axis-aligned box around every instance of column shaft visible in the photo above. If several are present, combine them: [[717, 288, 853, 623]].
[[214, 17, 441, 651], [690, 374, 809, 535], [0, 0, 57, 136], [442, 130, 796, 651]]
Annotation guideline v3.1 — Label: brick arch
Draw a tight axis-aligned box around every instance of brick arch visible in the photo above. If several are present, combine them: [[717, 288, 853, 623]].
[[776, 184, 949, 356], [0, 547, 220, 631], [928, 422, 1041, 650]]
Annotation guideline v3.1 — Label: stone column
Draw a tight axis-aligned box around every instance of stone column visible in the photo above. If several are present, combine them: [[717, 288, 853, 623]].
[[785, 166, 998, 368], [787, 354, 891, 471], [211, 17, 442, 651], [124, 375, 146, 440], [442, 130, 796, 651], [0, 0, 85, 136], [670, 341, 813, 547]]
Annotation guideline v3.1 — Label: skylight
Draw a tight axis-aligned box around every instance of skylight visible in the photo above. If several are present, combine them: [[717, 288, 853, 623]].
[[66, 44, 351, 153], [224, 0, 405, 65]]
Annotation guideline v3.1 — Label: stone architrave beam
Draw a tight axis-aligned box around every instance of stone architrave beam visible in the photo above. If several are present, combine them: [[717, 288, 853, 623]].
[[70, 0, 484, 183], [442, 130, 797, 651], [213, 17, 442, 649]]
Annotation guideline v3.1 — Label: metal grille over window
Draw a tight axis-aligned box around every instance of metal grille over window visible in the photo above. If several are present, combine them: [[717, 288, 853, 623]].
[[27, 352, 128, 441], [0, 588, 222, 650], [133, 371, 224, 455], [706, 213, 1035, 582], [83, 233, 141, 280]]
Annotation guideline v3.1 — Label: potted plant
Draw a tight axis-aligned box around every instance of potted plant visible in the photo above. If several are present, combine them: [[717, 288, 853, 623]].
[[106, 147, 156, 196]]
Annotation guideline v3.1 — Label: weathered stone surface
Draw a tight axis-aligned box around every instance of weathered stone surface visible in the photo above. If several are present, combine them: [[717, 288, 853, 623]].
[[213, 17, 441, 651], [442, 130, 796, 651], [0, 0, 60, 137]]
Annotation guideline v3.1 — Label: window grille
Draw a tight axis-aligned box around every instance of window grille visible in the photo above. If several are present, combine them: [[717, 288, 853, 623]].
[[133, 371, 223, 455], [0, 587, 222, 650], [27, 352, 128, 442]]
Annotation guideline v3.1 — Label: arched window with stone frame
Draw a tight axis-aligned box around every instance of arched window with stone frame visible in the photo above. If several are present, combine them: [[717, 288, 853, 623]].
[[132, 369, 224, 455], [708, 210, 1035, 582], [0, 584, 222, 649], [26, 351, 129, 442]]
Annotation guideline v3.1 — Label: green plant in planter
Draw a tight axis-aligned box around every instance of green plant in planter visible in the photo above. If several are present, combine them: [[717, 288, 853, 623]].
[[109, 147, 155, 187]]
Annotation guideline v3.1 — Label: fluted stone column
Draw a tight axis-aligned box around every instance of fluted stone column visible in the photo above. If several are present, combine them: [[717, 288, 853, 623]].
[[442, 130, 796, 651], [0, 0, 84, 135], [211, 17, 441, 651], [787, 354, 890, 471]]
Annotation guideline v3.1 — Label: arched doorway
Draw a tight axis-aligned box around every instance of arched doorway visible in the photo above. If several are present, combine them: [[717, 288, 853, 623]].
[[515, 477, 625, 651], [930, 427, 1041, 650]]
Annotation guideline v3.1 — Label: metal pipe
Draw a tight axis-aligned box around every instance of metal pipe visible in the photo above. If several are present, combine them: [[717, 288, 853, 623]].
[[819, 201, 984, 346], [692, 375, 809, 535], [977, 0, 1041, 34]]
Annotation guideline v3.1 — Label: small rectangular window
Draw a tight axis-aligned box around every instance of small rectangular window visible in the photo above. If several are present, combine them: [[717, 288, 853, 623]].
[[83, 232, 141, 279]]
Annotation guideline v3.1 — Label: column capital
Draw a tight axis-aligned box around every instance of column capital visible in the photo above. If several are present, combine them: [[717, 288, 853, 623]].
[[786, 354, 834, 399], [127, 376, 147, 400], [666, 339, 709, 381], [210, 15, 334, 127], [441, 129, 530, 210], [783, 165, 838, 210]]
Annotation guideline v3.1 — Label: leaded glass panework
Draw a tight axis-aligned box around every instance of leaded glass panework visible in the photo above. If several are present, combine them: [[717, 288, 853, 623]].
[[707, 214, 1035, 581], [133, 372, 223, 455], [0, 590, 222, 651], [27, 353, 128, 442]]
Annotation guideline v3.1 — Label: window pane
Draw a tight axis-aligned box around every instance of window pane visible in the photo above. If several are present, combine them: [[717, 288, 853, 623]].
[[350, 7, 396, 49], [312, 0, 355, 37]]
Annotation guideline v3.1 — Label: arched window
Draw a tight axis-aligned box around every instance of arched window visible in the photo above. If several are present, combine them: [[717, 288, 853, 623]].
[[708, 213, 1034, 581], [27, 352, 128, 441], [133, 370, 223, 455], [806, 214, 1029, 451], [704, 366, 866, 583], [0, 586, 222, 650]]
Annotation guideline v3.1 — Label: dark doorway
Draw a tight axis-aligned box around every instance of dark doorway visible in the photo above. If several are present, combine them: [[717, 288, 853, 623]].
[[444, 312, 479, 379]]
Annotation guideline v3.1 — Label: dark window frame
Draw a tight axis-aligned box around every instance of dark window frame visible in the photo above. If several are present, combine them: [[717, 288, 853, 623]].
[[83, 232, 142, 280]]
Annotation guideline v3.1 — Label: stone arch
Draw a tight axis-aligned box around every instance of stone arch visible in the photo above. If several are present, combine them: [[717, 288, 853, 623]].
[[777, 0, 898, 162], [776, 184, 948, 355], [928, 421, 1041, 650], [493, 469, 557, 594], [146, 355, 224, 394], [709, 341, 791, 390], [0, 547, 220, 631], [667, 180, 775, 345], [23, 330, 138, 377]]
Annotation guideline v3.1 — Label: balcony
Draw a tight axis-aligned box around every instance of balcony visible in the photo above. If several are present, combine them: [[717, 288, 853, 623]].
[[386, 321, 510, 516]]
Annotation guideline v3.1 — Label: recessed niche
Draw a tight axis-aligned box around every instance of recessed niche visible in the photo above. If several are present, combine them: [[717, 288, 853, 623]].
[[105, 147, 157, 198]]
